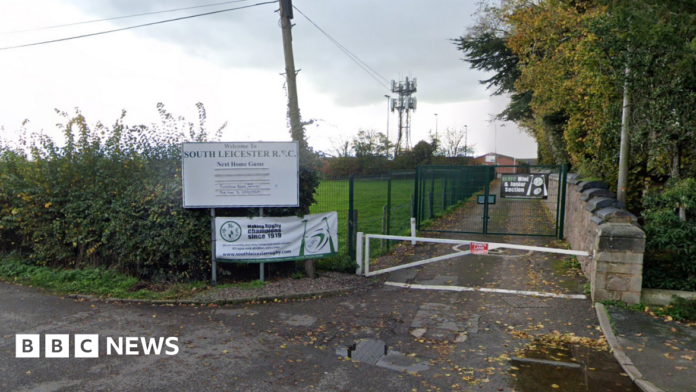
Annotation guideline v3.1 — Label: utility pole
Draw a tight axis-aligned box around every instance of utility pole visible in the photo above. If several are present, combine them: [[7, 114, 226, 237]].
[[617, 65, 631, 207], [464, 125, 468, 159], [384, 95, 391, 159], [434, 113, 438, 139], [279, 0, 303, 142], [279, 0, 315, 278]]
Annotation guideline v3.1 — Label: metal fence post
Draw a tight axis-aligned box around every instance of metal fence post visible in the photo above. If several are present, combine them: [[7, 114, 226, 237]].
[[413, 166, 419, 228], [387, 172, 392, 250], [429, 170, 435, 219], [442, 175, 448, 210], [353, 209, 359, 258], [558, 164, 568, 239], [348, 175, 354, 259], [483, 166, 491, 234], [381, 206, 387, 250]]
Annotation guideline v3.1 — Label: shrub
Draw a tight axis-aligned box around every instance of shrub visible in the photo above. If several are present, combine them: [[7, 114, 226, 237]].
[[0, 104, 228, 281], [642, 178, 696, 291]]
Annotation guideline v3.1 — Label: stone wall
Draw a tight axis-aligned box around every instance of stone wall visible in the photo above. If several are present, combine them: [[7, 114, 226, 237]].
[[547, 174, 645, 304]]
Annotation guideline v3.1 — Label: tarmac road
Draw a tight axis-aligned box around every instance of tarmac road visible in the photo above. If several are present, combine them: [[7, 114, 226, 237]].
[[0, 233, 638, 392]]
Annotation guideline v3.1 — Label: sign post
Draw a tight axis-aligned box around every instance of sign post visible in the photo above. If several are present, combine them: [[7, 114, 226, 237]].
[[182, 142, 303, 284], [259, 207, 264, 282], [211, 208, 217, 284]]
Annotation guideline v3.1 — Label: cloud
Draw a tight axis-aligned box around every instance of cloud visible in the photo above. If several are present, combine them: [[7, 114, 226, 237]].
[[64, 0, 485, 107]]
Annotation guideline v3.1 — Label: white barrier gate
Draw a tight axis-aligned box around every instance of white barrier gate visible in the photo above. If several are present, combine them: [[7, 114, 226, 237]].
[[355, 221, 590, 299]]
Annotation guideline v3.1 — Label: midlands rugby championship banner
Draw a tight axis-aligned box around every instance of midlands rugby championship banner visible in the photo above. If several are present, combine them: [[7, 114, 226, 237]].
[[500, 173, 548, 199], [215, 212, 338, 263]]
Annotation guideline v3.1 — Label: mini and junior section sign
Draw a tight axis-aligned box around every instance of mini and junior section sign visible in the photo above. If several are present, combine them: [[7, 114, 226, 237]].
[[500, 173, 549, 199], [182, 141, 299, 208]]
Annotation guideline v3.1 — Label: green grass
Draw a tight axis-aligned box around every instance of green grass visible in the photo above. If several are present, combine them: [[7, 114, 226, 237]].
[[0, 252, 207, 300], [310, 178, 414, 259]]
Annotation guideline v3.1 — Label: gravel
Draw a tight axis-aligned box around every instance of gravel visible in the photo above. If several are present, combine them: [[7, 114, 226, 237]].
[[191, 271, 374, 302]]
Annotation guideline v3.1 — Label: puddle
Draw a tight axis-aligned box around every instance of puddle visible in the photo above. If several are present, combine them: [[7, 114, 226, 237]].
[[510, 340, 641, 392], [336, 339, 429, 373]]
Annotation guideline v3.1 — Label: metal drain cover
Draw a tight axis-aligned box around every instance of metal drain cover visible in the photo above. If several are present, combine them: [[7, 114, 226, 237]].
[[502, 296, 551, 308]]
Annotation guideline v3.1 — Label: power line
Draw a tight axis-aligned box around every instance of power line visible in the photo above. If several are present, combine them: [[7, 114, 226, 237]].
[[292, 5, 390, 91], [1, 0, 251, 35], [0, 1, 276, 51]]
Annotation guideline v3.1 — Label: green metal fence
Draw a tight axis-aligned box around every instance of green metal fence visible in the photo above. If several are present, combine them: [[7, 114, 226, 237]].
[[416, 164, 567, 238], [310, 165, 567, 262], [415, 165, 496, 230], [309, 171, 416, 260]]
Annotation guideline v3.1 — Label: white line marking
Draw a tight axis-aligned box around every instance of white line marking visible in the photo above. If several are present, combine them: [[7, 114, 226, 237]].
[[384, 282, 587, 300]]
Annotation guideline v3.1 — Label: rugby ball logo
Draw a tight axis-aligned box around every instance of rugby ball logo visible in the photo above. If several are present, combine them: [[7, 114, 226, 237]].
[[304, 227, 330, 254]]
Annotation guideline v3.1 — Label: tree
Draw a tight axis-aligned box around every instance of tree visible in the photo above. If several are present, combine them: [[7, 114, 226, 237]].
[[452, 1, 532, 123], [436, 126, 476, 157], [352, 129, 389, 157], [460, 0, 696, 289], [351, 129, 390, 175], [328, 134, 352, 158]]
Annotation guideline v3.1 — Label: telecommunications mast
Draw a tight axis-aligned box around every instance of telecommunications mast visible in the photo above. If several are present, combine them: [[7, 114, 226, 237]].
[[390, 76, 417, 156]]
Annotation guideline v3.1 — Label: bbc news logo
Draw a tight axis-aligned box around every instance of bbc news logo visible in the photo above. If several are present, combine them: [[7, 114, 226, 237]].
[[16, 334, 179, 358]]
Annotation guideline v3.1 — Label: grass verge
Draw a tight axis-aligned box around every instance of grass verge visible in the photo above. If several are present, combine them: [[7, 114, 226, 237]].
[[601, 297, 696, 324], [0, 252, 208, 300]]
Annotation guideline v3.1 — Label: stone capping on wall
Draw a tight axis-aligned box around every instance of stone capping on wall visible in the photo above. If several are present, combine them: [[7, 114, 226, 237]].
[[549, 173, 640, 226], [547, 173, 646, 304]]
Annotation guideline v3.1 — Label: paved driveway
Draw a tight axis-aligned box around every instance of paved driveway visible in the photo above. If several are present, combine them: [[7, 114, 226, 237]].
[[1, 232, 617, 392]]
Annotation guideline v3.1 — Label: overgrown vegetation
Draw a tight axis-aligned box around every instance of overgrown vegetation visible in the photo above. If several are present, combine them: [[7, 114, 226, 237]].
[[0, 252, 206, 299], [0, 104, 321, 282], [455, 0, 696, 290], [602, 296, 696, 324]]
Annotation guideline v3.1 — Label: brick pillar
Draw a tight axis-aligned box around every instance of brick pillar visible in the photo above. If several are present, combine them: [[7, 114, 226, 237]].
[[592, 223, 645, 304]]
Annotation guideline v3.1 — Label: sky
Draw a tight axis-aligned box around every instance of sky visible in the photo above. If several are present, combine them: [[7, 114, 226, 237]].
[[0, 0, 538, 159]]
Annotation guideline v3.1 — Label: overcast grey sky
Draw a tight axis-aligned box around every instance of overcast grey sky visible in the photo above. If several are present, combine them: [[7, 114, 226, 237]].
[[0, 0, 537, 158]]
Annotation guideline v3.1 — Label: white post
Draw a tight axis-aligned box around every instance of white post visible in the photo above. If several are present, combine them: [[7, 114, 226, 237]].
[[365, 235, 371, 276], [356, 232, 364, 275], [411, 218, 417, 246]]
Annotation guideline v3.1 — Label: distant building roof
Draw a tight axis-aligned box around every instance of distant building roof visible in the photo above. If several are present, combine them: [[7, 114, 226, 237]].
[[474, 152, 517, 161]]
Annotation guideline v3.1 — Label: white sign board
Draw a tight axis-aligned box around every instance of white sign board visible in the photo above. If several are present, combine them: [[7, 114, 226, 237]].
[[215, 212, 338, 262], [182, 142, 299, 208], [485, 155, 496, 163]]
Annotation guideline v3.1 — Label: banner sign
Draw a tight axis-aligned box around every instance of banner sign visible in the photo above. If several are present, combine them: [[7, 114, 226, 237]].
[[500, 174, 548, 199], [182, 141, 299, 208], [470, 242, 489, 255], [215, 212, 338, 263]]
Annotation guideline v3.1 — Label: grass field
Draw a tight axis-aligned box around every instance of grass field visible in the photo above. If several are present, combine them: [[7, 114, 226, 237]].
[[310, 177, 415, 257]]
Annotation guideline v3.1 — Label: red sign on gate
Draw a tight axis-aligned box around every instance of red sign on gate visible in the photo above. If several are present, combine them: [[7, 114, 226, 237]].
[[470, 242, 489, 255]]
